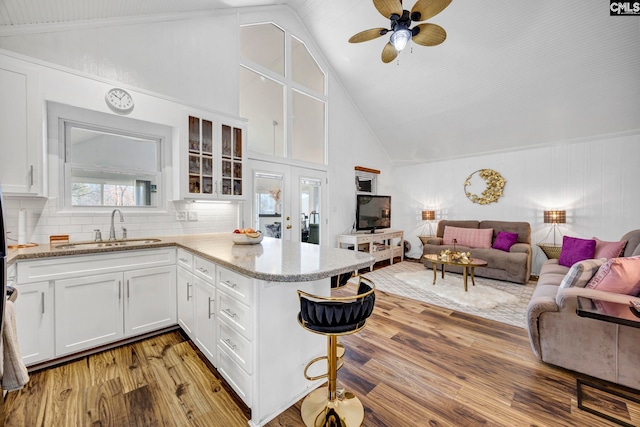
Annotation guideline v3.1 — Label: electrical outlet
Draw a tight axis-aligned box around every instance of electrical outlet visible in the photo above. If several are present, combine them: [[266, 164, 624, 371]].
[[175, 211, 187, 221], [188, 211, 198, 221]]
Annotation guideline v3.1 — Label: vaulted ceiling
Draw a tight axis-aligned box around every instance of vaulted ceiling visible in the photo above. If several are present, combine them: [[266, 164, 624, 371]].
[[1, 0, 638, 166]]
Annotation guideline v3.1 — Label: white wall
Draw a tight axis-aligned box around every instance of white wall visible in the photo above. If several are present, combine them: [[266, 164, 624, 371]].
[[0, 6, 392, 246], [394, 131, 640, 275]]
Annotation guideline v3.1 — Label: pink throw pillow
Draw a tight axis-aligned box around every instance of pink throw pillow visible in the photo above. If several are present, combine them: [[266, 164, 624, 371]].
[[442, 226, 493, 249], [586, 256, 640, 295], [593, 237, 627, 259]]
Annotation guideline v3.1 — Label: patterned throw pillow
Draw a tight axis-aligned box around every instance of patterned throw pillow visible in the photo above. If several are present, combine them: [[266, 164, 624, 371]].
[[558, 259, 606, 290], [586, 255, 640, 295], [442, 226, 493, 249]]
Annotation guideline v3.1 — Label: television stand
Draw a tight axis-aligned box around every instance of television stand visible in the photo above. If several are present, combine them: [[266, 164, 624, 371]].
[[337, 229, 404, 274]]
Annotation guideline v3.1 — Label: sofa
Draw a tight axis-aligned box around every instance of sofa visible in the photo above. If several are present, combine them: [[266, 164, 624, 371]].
[[421, 220, 532, 284], [527, 229, 640, 389]]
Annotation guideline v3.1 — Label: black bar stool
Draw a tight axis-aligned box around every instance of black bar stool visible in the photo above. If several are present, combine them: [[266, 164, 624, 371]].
[[297, 277, 376, 427]]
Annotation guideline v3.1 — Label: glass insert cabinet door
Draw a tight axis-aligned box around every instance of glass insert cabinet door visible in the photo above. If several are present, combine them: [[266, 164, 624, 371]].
[[186, 114, 245, 199], [188, 116, 214, 195], [251, 160, 326, 244]]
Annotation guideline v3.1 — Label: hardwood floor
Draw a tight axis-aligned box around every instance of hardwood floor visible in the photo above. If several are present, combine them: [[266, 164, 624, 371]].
[[4, 283, 635, 426]]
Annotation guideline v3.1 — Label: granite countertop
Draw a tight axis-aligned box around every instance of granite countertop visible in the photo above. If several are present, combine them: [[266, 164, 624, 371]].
[[7, 233, 375, 282]]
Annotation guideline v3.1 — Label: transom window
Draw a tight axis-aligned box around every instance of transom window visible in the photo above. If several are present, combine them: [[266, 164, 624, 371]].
[[239, 22, 327, 165]]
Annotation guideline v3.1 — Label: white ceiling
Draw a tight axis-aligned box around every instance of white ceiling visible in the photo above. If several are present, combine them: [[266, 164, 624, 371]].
[[1, 0, 638, 166]]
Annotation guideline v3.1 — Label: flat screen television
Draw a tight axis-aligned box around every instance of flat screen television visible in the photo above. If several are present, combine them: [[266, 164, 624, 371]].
[[356, 195, 391, 233]]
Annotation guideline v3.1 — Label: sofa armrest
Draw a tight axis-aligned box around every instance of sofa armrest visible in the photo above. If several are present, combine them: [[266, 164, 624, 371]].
[[557, 287, 640, 308], [526, 284, 559, 358], [510, 242, 531, 255], [426, 237, 443, 245]]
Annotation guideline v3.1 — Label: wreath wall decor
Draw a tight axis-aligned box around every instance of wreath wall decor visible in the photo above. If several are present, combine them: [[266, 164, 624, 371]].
[[464, 169, 506, 205]]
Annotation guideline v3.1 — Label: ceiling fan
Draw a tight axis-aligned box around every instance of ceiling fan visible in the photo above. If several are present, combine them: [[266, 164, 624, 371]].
[[349, 0, 451, 63]]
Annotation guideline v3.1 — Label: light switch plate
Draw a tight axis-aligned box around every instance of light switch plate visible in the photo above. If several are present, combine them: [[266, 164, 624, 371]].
[[175, 211, 187, 221], [188, 211, 198, 221]]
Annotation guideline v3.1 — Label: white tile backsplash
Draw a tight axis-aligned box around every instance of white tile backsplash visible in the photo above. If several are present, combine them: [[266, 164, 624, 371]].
[[2, 196, 241, 245]]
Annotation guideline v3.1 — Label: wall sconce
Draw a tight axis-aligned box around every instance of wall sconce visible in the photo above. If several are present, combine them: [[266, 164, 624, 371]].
[[419, 210, 436, 240], [543, 210, 566, 246]]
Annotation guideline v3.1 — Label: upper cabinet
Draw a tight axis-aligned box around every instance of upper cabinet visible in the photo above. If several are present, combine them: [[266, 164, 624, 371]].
[[0, 57, 44, 196], [179, 112, 246, 201]]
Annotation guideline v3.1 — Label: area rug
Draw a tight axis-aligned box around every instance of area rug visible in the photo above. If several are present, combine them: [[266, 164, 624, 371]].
[[359, 261, 536, 328]]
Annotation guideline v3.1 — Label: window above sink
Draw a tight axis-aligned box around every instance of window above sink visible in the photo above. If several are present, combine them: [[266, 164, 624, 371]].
[[48, 102, 173, 212]]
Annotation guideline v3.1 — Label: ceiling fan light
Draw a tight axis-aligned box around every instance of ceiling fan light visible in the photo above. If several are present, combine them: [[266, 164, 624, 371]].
[[390, 28, 411, 51]]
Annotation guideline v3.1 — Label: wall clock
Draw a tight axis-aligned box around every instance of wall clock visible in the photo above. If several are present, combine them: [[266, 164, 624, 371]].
[[464, 169, 506, 205], [105, 88, 134, 114]]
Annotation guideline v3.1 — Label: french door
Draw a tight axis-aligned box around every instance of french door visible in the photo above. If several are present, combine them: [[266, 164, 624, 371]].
[[249, 160, 326, 244]]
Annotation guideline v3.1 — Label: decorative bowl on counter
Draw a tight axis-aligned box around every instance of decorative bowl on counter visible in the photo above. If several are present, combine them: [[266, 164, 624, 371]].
[[231, 231, 264, 245]]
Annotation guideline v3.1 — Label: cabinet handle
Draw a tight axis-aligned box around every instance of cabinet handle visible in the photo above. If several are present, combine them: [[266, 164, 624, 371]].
[[29, 165, 34, 187], [222, 308, 237, 318], [187, 282, 192, 301], [223, 338, 236, 351], [118, 281, 122, 299], [127, 280, 130, 298], [179, 257, 189, 263], [223, 280, 237, 289], [41, 292, 45, 314], [197, 267, 208, 274], [208, 297, 214, 319]]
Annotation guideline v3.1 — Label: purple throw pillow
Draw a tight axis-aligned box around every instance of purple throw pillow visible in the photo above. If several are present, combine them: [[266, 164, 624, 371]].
[[558, 236, 596, 267], [492, 231, 518, 252]]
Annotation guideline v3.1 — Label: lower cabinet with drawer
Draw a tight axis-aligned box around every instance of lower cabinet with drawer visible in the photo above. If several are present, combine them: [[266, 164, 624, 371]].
[[177, 249, 218, 366]]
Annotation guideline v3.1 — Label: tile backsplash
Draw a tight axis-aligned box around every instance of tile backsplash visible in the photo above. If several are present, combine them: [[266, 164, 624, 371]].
[[3, 196, 241, 245]]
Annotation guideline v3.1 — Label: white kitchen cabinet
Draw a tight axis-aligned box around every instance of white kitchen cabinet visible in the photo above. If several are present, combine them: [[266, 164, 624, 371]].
[[178, 112, 247, 201], [178, 251, 217, 364], [124, 266, 176, 337], [194, 278, 217, 363], [55, 272, 125, 356], [176, 265, 195, 338], [13, 281, 54, 365], [16, 248, 176, 361], [216, 265, 254, 406], [0, 56, 43, 196]]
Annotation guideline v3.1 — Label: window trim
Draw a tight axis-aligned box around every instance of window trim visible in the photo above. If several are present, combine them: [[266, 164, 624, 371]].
[[48, 102, 172, 213]]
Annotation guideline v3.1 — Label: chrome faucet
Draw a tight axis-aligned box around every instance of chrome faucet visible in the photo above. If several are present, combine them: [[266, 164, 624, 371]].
[[109, 209, 125, 240]]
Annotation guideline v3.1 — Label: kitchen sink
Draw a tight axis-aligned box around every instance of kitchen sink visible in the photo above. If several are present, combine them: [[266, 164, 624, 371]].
[[55, 238, 163, 250]]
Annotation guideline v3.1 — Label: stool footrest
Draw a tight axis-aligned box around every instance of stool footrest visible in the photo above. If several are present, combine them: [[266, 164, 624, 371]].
[[304, 356, 344, 381]]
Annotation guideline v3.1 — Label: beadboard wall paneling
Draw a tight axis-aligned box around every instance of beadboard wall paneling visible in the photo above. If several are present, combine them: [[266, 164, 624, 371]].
[[394, 132, 640, 275]]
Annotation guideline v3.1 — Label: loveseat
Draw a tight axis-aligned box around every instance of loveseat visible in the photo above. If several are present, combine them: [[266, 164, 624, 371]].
[[526, 229, 640, 389], [421, 220, 532, 284]]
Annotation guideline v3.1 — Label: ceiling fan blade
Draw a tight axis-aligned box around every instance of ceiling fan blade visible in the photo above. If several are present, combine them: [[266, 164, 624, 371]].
[[349, 28, 389, 43], [410, 0, 452, 22], [373, 0, 403, 19], [382, 42, 398, 63], [412, 23, 447, 46]]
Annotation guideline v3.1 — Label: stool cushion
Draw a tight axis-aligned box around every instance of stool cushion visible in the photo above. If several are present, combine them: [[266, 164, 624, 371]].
[[299, 282, 375, 334]]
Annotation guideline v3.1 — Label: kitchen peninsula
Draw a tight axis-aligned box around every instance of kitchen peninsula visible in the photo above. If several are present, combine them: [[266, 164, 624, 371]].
[[8, 234, 375, 427]]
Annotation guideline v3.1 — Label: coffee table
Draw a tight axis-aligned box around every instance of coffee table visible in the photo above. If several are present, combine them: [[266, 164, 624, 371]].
[[423, 254, 488, 292]]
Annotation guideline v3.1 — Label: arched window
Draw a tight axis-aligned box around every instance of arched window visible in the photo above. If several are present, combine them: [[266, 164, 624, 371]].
[[240, 23, 327, 165]]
